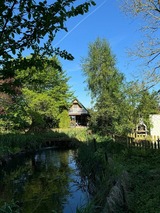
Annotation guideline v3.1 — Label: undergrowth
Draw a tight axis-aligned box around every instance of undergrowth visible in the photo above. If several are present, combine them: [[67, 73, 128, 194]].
[[0, 128, 89, 157], [76, 138, 160, 213]]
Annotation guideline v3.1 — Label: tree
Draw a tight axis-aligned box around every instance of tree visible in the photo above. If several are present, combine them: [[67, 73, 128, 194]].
[[1, 57, 73, 131], [0, 0, 95, 63], [81, 38, 160, 136], [123, 80, 160, 133], [121, 0, 160, 88], [135, 89, 160, 128], [0, 0, 96, 95], [81, 38, 128, 135], [1, 0, 96, 132]]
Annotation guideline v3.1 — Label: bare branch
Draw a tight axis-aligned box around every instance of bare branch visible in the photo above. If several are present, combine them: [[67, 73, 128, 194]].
[[147, 52, 160, 64]]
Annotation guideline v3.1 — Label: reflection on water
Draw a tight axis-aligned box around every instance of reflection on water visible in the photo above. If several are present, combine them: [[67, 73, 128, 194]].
[[0, 149, 88, 213]]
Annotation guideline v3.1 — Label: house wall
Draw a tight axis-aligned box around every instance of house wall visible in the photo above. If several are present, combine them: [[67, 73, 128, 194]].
[[68, 99, 90, 126], [70, 103, 82, 113], [150, 114, 160, 137], [69, 101, 88, 115]]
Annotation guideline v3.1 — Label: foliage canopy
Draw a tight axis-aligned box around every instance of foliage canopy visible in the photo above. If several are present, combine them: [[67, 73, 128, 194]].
[[81, 38, 160, 136], [0, 0, 95, 95], [0, 0, 95, 63], [1, 57, 73, 131], [81, 38, 126, 135]]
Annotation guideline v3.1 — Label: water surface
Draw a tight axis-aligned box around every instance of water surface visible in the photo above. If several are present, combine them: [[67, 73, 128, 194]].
[[0, 149, 88, 213]]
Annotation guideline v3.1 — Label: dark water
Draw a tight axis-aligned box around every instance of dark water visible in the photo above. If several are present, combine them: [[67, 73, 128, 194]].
[[0, 149, 88, 213]]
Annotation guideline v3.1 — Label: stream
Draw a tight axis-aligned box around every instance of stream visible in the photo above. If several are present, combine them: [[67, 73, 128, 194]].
[[0, 148, 89, 213]]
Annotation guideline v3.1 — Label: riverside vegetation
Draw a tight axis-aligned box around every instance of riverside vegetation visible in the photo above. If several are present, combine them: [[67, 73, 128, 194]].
[[1, 129, 160, 212], [76, 135, 160, 213], [0, 128, 87, 160], [0, 128, 88, 213]]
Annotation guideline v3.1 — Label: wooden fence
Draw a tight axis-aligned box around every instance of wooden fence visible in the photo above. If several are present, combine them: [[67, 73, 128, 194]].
[[115, 135, 160, 150], [127, 137, 160, 149]]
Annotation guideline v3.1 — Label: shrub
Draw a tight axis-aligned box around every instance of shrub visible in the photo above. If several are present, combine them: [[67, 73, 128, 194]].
[[58, 110, 71, 128]]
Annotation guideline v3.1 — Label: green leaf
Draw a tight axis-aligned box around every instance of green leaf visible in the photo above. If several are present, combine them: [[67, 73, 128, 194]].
[[16, 28, 21, 34], [28, 13, 31, 19], [91, 1, 96, 6]]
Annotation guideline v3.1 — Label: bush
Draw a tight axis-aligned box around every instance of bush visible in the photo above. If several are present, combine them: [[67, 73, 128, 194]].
[[58, 110, 71, 128]]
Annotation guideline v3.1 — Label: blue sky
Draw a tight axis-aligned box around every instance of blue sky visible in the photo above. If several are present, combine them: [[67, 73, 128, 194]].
[[51, 0, 150, 108]]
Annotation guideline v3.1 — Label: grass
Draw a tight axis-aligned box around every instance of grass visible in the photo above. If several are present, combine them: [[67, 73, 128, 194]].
[[76, 138, 160, 213], [120, 148, 160, 213], [53, 127, 90, 142], [1, 129, 160, 212], [0, 128, 89, 158]]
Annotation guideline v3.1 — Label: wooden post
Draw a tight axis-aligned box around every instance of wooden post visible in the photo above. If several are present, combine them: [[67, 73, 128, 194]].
[[150, 141, 153, 149], [157, 138, 160, 149], [154, 141, 156, 149]]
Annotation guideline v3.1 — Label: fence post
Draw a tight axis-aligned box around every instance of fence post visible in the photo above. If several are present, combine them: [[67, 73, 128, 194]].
[[150, 141, 153, 149], [157, 138, 160, 149], [154, 141, 156, 149]]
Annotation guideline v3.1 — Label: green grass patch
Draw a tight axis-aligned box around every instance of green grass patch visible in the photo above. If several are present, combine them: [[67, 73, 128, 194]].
[[0, 128, 91, 157], [76, 138, 160, 213]]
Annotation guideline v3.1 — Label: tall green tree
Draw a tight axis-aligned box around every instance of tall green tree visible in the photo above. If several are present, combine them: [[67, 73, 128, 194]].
[[81, 38, 160, 136], [1, 57, 73, 131], [81, 38, 127, 135]]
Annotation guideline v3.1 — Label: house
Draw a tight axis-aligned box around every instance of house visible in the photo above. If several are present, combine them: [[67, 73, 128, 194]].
[[68, 99, 90, 127], [150, 114, 160, 137]]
